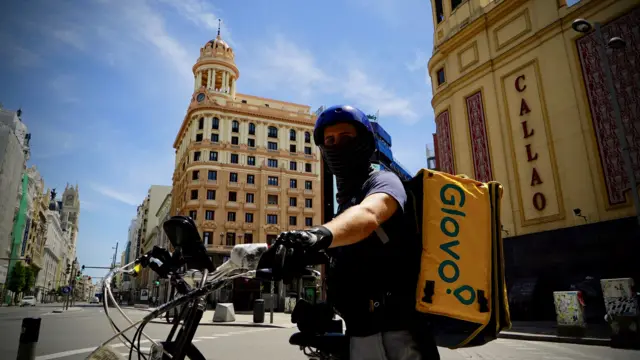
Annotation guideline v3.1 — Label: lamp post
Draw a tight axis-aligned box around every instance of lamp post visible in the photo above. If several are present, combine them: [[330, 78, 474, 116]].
[[572, 19, 640, 226]]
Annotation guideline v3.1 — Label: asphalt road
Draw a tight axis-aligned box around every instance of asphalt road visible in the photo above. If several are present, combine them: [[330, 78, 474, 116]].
[[1, 304, 639, 359]]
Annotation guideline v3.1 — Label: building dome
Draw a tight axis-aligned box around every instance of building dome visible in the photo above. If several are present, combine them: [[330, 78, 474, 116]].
[[206, 35, 230, 51]]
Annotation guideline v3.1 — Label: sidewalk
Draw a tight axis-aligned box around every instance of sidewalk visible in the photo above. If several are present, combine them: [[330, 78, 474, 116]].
[[498, 321, 611, 346], [149, 310, 295, 328]]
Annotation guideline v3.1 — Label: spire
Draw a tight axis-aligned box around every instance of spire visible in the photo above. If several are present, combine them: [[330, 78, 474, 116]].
[[217, 19, 221, 38]]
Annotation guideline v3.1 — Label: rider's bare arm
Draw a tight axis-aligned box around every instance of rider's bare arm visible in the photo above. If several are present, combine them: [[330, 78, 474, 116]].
[[324, 192, 399, 248]]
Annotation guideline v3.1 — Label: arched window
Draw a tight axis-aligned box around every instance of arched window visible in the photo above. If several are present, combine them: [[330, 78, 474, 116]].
[[248, 123, 256, 135], [289, 129, 296, 141], [304, 131, 311, 143], [232, 120, 239, 133], [268, 126, 278, 138]]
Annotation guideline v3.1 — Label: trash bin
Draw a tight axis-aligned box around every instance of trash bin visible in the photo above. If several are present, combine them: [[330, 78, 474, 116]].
[[253, 299, 265, 324], [601, 278, 640, 349], [553, 290, 586, 337]]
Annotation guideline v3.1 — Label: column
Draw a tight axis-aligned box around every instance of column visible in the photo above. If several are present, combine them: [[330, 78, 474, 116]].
[[231, 77, 236, 98], [194, 74, 198, 91], [212, 69, 217, 91], [196, 72, 202, 89], [223, 72, 228, 93], [207, 69, 212, 89]]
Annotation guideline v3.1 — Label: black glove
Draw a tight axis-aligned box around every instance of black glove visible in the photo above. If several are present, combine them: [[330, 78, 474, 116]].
[[278, 226, 334, 252]]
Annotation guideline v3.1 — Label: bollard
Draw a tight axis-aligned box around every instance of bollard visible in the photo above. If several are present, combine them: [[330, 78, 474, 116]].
[[16, 318, 41, 360], [253, 299, 265, 324]]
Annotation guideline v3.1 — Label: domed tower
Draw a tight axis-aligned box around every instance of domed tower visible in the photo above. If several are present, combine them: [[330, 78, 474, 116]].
[[192, 20, 239, 100]]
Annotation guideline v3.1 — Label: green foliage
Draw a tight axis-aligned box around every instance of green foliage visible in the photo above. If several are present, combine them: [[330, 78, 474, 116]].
[[7, 262, 26, 294], [22, 266, 36, 293]]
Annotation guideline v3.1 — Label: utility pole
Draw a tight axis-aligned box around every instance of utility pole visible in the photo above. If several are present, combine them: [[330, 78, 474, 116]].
[[111, 242, 119, 269]]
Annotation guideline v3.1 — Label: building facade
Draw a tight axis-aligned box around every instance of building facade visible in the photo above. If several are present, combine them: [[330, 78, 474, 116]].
[[0, 107, 30, 293], [428, 0, 640, 319], [60, 183, 80, 262], [36, 194, 65, 302], [22, 166, 48, 299], [152, 193, 172, 303], [170, 32, 322, 269]]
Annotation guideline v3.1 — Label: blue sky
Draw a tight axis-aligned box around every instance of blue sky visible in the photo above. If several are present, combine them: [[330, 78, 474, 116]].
[[0, 0, 435, 279]]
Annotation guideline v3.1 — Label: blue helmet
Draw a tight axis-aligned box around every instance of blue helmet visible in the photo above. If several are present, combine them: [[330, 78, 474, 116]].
[[313, 105, 375, 147]]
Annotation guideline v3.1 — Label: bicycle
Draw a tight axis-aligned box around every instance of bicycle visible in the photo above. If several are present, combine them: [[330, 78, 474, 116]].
[[88, 215, 346, 360]]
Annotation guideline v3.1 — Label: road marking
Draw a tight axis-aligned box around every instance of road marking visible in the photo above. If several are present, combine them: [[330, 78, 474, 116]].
[[198, 336, 218, 339]]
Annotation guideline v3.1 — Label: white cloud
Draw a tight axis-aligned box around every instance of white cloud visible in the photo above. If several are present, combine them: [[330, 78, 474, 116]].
[[90, 183, 140, 206], [406, 49, 428, 72], [159, 0, 237, 47], [52, 29, 85, 50], [49, 75, 79, 103], [245, 33, 420, 125]]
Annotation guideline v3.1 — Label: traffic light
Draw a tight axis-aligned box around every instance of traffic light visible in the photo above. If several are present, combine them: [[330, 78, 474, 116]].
[[81, 265, 85, 271], [154, 280, 160, 286]]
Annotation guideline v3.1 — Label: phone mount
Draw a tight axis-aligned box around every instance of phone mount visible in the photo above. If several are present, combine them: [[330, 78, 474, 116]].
[[163, 216, 215, 272]]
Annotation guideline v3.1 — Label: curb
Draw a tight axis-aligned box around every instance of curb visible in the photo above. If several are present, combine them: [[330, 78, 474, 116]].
[[148, 319, 293, 329], [498, 331, 610, 346], [52, 307, 83, 314]]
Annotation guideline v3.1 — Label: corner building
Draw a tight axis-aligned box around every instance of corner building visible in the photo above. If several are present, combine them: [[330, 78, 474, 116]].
[[171, 33, 322, 268], [428, 0, 640, 320]]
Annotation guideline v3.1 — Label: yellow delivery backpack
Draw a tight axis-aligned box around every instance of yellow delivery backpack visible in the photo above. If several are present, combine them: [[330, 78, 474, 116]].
[[404, 169, 511, 349]]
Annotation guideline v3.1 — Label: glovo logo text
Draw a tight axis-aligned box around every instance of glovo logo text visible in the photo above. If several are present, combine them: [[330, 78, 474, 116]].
[[438, 183, 476, 306]]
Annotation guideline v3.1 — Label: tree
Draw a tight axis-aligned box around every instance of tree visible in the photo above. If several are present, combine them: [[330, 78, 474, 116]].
[[22, 266, 35, 294], [7, 262, 26, 303]]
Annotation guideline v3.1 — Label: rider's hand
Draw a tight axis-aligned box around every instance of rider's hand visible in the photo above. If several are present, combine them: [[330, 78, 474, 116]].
[[278, 226, 334, 252]]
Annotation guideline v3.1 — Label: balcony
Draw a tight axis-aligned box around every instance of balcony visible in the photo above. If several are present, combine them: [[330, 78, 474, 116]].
[[225, 201, 240, 209], [225, 221, 240, 229], [228, 181, 241, 190], [202, 220, 217, 229], [304, 207, 315, 214], [244, 203, 257, 210], [266, 186, 280, 193], [203, 200, 218, 207], [287, 188, 300, 195], [288, 206, 300, 213], [266, 204, 279, 212], [187, 199, 199, 206], [206, 179, 218, 186], [304, 189, 315, 196], [243, 223, 255, 230], [244, 183, 257, 190]]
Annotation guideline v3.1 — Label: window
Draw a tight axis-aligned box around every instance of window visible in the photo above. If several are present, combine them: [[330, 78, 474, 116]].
[[434, 0, 444, 23], [289, 129, 296, 141], [290, 144, 296, 153], [268, 142, 278, 150], [189, 210, 197, 219], [247, 156, 256, 166], [247, 174, 255, 184], [190, 190, 198, 200], [305, 163, 312, 173], [305, 199, 313, 208], [227, 212, 236, 221], [268, 159, 278, 168], [244, 233, 253, 244], [226, 232, 236, 246], [230, 172, 238, 182], [195, 133, 203, 142], [211, 133, 219, 142], [451, 0, 463, 11], [290, 161, 297, 171], [231, 136, 239, 145], [289, 216, 297, 226], [192, 170, 199, 180], [436, 68, 446, 86], [203, 231, 213, 245], [248, 138, 255, 147], [304, 147, 312, 155], [246, 193, 254, 203], [305, 181, 312, 190], [267, 194, 278, 205], [290, 179, 297, 188], [241, 99, 247, 104], [245, 213, 254, 223], [232, 120, 239, 133], [268, 176, 278, 186], [208, 170, 217, 180], [193, 151, 201, 162], [248, 123, 256, 135], [268, 126, 278, 138], [231, 154, 239, 164], [198, 118, 204, 130], [267, 234, 277, 246], [267, 214, 278, 224], [206, 190, 216, 200], [304, 132, 311, 143], [229, 191, 237, 202], [305, 217, 313, 227], [205, 210, 214, 220], [289, 197, 297, 207], [209, 151, 218, 161], [212, 117, 220, 129]]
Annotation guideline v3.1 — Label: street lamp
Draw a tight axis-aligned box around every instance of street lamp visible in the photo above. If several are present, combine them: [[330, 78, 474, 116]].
[[572, 18, 640, 226]]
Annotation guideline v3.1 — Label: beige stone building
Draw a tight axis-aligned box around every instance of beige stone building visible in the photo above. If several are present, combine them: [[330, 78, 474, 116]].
[[171, 31, 322, 267]]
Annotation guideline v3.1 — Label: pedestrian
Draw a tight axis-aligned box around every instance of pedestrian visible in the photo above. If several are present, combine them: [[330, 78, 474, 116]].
[[273, 105, 440, 360]]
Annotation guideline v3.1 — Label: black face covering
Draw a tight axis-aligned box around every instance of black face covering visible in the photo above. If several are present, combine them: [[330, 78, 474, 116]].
[[321, 135, 374, 205]]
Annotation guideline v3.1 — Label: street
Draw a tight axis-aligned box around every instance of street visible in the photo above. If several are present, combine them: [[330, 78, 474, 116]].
[[1, 304, 639, 360]]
